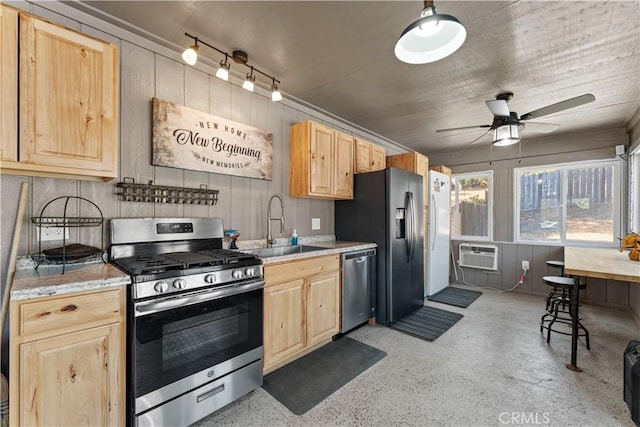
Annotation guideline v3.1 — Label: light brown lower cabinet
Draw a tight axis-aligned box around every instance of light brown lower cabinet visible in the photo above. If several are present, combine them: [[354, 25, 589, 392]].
[[263, 255, 340, 374], [10, 287, 125, 426]]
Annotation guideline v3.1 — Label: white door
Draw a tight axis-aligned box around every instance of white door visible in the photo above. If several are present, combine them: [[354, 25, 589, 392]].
[[426, 171, 451, 296]]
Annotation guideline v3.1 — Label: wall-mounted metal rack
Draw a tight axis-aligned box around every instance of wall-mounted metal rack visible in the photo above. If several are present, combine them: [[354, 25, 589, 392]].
[[31, 196, 105, 273], [116, 177, 219, 205]]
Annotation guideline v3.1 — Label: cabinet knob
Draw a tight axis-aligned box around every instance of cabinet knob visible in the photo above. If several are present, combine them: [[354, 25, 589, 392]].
[[61, 304, 78, 312]]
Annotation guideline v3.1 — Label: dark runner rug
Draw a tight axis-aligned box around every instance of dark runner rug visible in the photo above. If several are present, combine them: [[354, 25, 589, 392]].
[[388, 306, 463, 342], [428, 286, 483, 308], [262, 337, 386, 415]]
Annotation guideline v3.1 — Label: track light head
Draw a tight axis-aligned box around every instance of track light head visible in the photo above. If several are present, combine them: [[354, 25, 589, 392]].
[[216, 55, 230, 81], [243, 67, 256, 92], [271, 80, 282, 102], [182, 42, 199, 66]]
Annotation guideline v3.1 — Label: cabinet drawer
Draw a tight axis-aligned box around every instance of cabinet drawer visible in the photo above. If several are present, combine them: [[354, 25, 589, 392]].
[[264, 255, 339, 286], [18, 289, 122, 338]]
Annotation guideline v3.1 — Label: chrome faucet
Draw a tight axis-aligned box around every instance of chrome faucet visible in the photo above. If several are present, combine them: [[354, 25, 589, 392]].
[[266, 194, 285, 247]]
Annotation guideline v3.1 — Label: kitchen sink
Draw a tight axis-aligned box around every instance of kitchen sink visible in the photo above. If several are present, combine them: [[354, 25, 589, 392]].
[[244, 245, 326, 258]]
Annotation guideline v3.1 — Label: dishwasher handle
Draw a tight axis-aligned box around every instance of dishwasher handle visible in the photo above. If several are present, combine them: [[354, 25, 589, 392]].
[[342, 249, 376, 261]]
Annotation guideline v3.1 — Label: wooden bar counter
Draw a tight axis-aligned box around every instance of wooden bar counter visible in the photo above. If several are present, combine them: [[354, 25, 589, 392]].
[[563, 246, 639, 372]]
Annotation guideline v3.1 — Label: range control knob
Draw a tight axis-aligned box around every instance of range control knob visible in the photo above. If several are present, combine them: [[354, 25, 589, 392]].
[[154, 281, 169, 293], [232, 269, 243, 279], [173, 279, 187, 289], [204, 274, 216, 284], [244, 267, 255, 276]]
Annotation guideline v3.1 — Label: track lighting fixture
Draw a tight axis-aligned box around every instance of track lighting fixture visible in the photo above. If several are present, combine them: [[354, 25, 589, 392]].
[[395, 0, 466, 64], [182, 33, 283, 101]]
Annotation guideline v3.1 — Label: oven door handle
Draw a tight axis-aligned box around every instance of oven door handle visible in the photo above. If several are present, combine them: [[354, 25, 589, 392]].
[[134, 279, 264, 317]]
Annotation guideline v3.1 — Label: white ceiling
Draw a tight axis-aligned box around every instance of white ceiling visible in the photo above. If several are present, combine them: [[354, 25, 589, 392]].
[[66, 0, 640, 155]]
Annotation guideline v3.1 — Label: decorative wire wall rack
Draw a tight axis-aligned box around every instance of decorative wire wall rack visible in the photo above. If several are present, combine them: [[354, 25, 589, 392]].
[[31, 196, 105, 274], [116, 177, 219, 205]]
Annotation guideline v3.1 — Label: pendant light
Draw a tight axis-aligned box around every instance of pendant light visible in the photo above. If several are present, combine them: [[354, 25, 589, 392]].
[[394, 0, 466, 64]]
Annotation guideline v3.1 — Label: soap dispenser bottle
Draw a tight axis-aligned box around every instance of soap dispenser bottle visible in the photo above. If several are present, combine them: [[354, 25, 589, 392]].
[[291, 229, 298, 246]]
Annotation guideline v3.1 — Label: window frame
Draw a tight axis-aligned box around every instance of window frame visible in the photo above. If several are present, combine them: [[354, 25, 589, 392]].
[[451, 170, 494, 242], [514, 159, 622, 246]]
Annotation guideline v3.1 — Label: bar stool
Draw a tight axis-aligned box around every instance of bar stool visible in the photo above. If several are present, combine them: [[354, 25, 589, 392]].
[[545, 261, 567, 311], [540, 276, 590, 349]]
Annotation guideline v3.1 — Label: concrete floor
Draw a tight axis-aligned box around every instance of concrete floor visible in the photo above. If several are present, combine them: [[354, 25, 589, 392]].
[[193, 287, 639, 427]]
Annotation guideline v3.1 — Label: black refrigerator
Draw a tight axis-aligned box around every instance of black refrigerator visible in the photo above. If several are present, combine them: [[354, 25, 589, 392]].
[[335, 167, 424, 325]]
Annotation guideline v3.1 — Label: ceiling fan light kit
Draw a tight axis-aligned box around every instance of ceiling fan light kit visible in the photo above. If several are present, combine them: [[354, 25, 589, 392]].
[[181, 33, 282, 101], [493, 124, 520, 146], [394, 0, 466, 64]]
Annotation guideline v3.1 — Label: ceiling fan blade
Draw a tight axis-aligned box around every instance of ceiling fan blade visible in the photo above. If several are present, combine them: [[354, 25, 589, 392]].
[[436, 125, 491, 133], [520, 94, 595, 120], [485, 99, 510, 117], [469, 130, 492, 145], [523, 122, 560, 133]]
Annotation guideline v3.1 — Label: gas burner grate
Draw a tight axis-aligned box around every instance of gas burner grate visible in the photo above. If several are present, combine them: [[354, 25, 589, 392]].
[[196, 249, 260, 264], [112, 256, 186, 275]]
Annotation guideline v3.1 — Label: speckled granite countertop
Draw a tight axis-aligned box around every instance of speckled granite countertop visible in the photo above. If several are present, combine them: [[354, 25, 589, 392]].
[[255, 241, 376, 265], [11, 262, 131, 301]]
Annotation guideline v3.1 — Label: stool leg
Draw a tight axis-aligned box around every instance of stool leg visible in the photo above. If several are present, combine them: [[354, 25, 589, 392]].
[[547, 298, 561, 344], [579, 321, 590, 350]]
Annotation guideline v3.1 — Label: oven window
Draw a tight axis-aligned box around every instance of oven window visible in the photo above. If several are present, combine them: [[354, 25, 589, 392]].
[[134, 288, 262, 398]]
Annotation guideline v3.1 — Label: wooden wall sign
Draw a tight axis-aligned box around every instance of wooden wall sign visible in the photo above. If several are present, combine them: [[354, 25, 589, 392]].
[[152, 97, 273, 180]]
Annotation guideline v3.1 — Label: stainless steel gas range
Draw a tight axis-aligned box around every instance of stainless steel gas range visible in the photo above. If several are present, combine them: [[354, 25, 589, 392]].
[[110, 218, 264, 427]]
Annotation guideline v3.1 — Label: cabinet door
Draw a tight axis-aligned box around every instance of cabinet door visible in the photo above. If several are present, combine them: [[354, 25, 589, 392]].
[[263, 279, 306, 369], [1, 5, 18, 161], [333, 131, 354, 198], [19, 324, 123, 426], [354, 138, 372, 173], [371, 145, 386, 171], [306, 271, 340, 347], [19, 14, 118, 174], [309, 122, 334, 196]]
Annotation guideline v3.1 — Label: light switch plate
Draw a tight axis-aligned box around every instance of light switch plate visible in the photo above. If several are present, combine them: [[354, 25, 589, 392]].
[[312, 218, 320, 230]]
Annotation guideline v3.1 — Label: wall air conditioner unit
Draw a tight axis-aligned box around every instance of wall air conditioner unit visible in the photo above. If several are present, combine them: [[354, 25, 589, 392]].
[[458, 243, 499, 271]]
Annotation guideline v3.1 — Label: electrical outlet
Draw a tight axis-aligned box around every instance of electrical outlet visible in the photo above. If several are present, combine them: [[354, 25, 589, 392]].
[[37, 227, 69, 241], [312, 218, 320, 230], [522, 260, 530, 270]]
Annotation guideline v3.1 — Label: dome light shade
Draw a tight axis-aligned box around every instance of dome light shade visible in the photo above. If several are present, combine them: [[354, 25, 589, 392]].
[[216, 59, 230, 81], [394, 4, 466, 64]]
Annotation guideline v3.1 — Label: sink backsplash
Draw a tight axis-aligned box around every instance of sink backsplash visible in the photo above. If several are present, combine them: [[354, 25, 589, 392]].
[[228, 234, 335, 251]]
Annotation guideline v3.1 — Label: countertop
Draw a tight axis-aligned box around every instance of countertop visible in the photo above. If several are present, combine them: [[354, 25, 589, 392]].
[[256, 241, 376, 265], [564, 246, 640, 283], [11, 262, 131, 300], [10, 240, 375, 300]]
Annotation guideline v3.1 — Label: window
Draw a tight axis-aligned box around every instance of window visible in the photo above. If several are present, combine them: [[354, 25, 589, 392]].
[[631, 146, 639, 232], [451, 171, 493, 241], [515, 160, 621, 245]]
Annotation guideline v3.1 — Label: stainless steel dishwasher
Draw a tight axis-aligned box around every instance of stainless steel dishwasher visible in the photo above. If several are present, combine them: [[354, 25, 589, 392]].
[[341, 248, 376, 333]]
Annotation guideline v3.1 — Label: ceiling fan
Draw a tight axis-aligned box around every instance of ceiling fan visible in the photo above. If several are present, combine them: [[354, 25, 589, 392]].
[[436, 92, 596, 146]]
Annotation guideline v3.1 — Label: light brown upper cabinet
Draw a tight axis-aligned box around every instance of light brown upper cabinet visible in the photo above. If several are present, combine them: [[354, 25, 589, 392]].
[[0, 6, 119, 182], [290, 120, 354, 199], [354, 137, 385, 173], [1, 6, 19, 162]]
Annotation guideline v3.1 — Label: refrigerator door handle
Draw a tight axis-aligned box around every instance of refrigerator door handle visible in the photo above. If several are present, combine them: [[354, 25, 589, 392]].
[[431, 194, 437, 251], [407, 191, 416, 262]]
